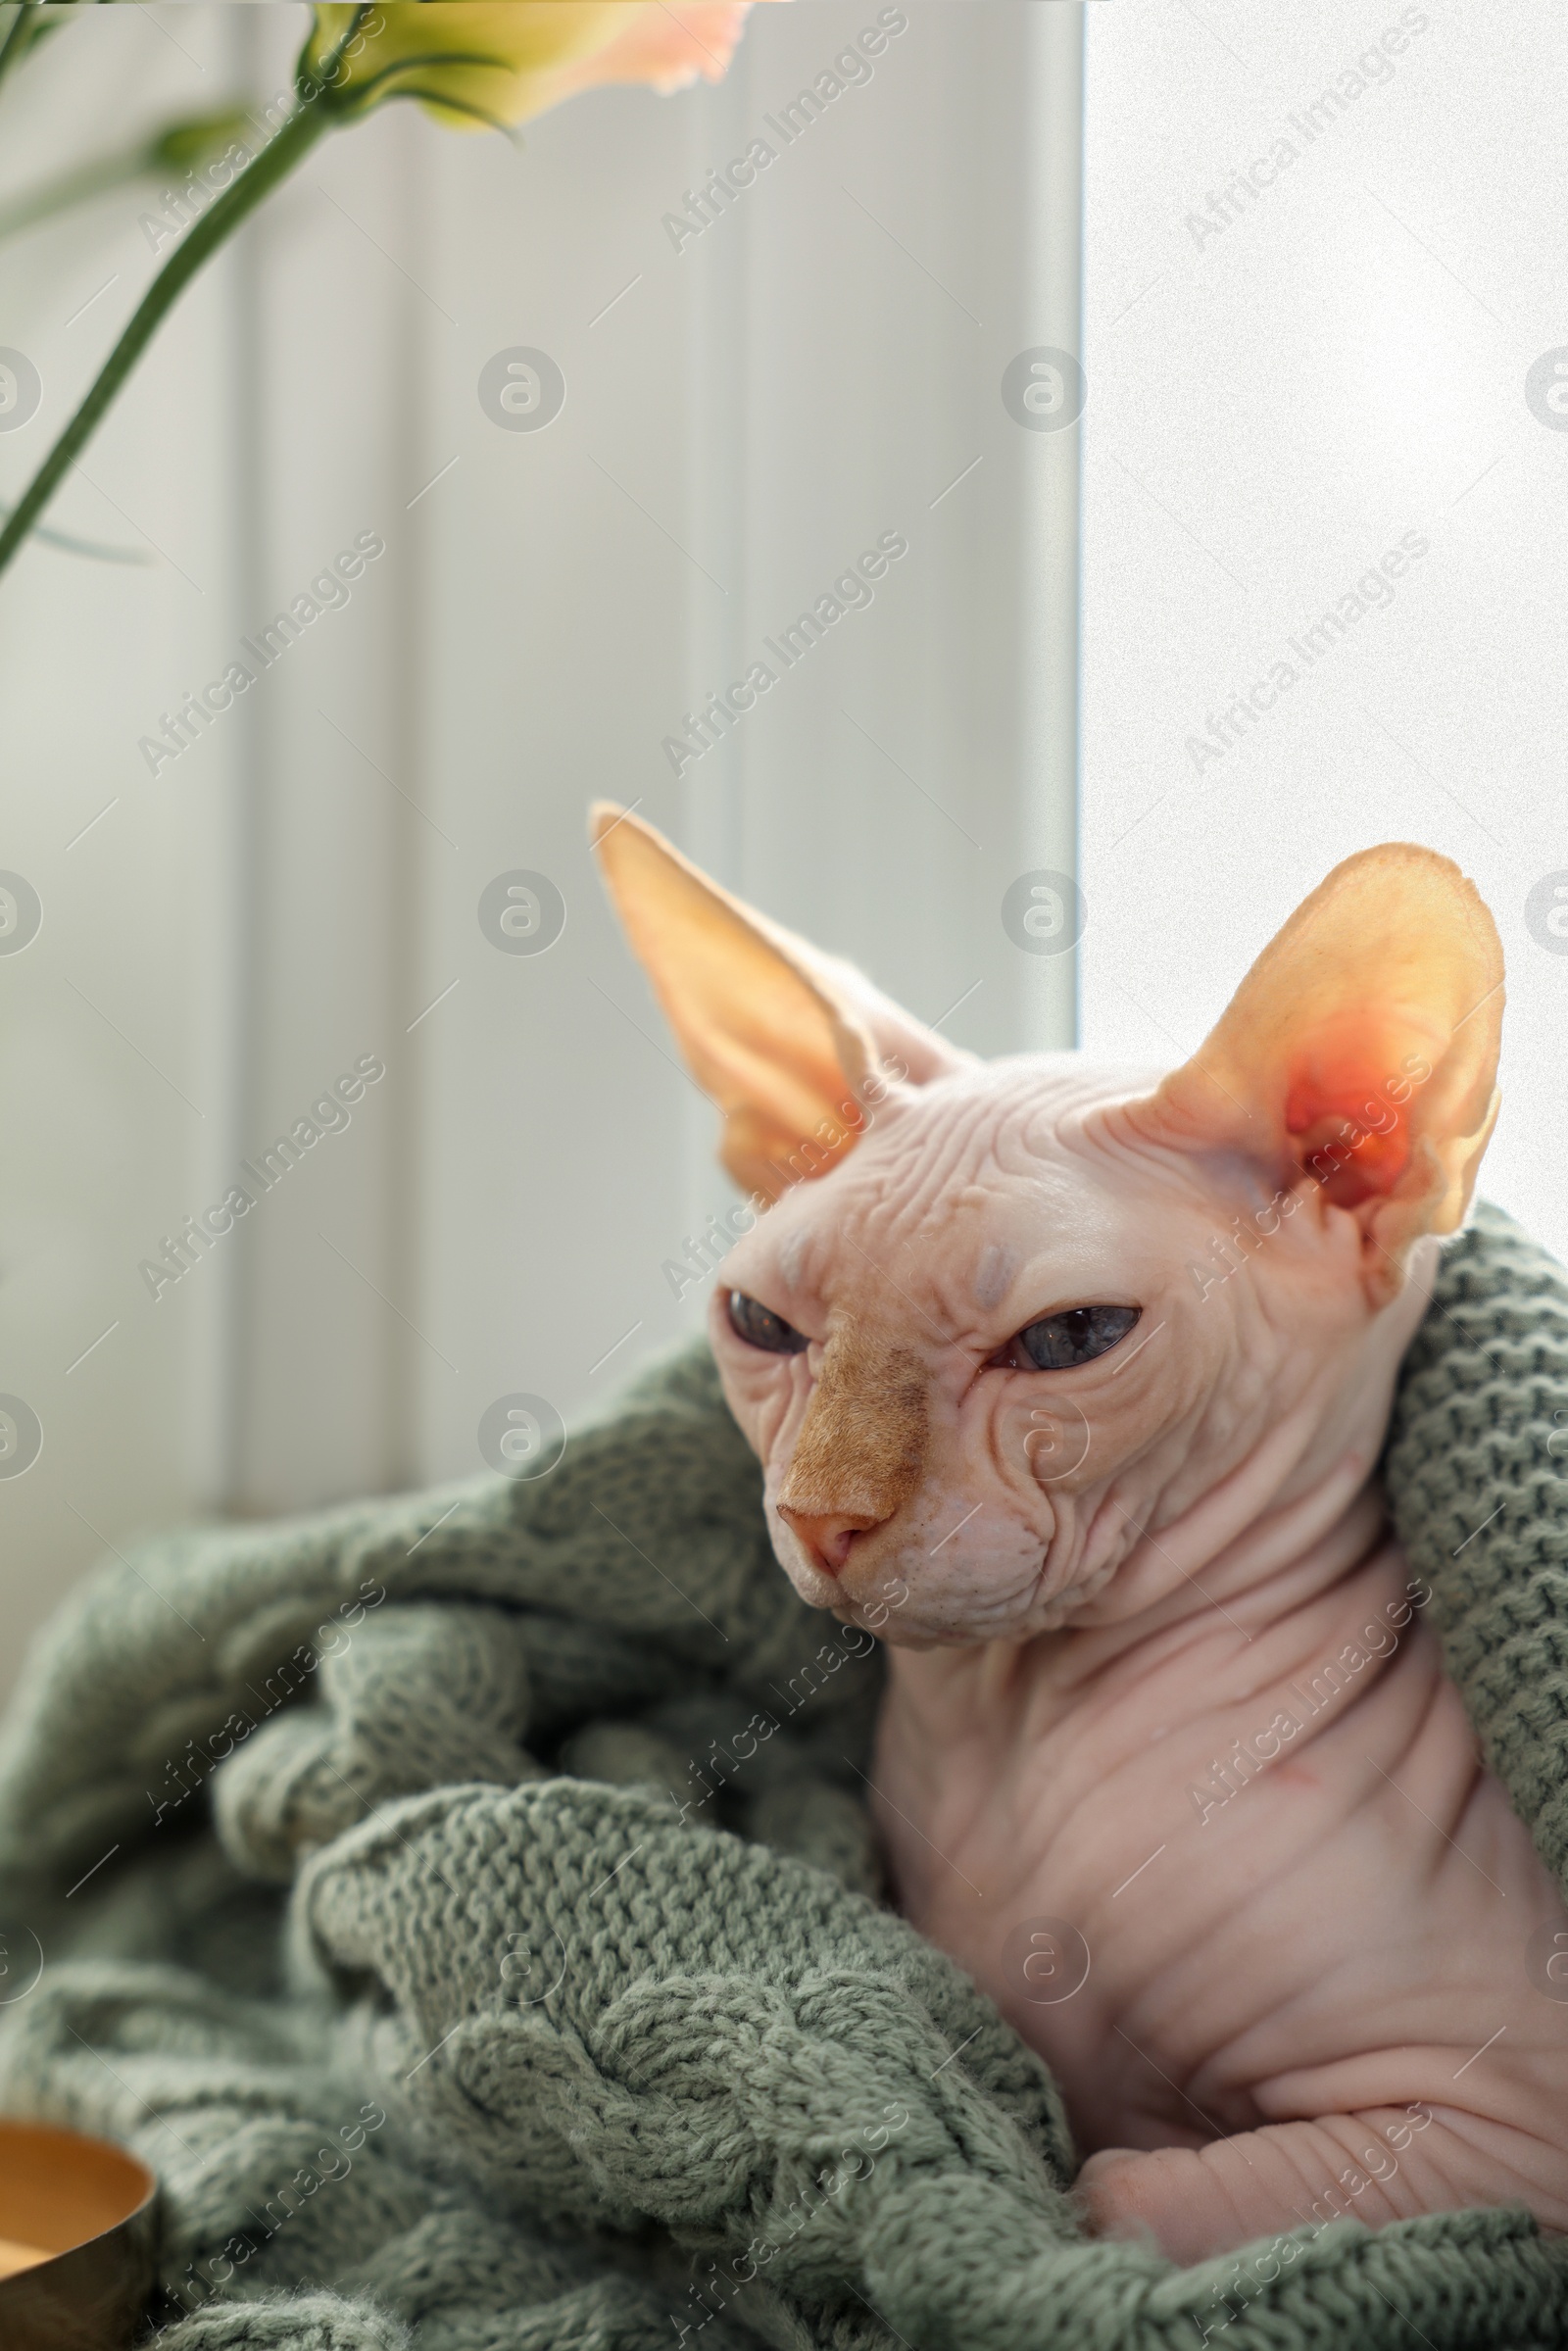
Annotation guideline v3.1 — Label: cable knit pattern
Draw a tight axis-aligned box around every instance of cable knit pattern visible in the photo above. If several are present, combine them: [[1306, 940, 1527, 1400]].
[[1385, 1204, 1568, 1887], [0, 1202, 1564, 2348]]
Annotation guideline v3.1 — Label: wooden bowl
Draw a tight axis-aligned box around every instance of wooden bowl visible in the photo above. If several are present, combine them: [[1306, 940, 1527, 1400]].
[[0, 2118, 157, 2350]]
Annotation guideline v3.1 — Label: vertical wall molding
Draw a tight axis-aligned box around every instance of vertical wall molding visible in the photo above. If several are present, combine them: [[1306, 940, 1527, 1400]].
[[384, 102, 432, 1496], [190, 1, 268, 1511], [1021, 0, 1085, 1051]]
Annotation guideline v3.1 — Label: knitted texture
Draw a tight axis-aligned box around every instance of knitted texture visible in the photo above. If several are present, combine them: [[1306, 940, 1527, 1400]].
[[0, 1201, 1564, 2349]]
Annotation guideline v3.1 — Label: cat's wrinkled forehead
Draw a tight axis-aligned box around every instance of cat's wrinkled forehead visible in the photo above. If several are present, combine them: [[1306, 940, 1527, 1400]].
[[749, 1058, 1164, 1320], [777, 1056, 1144, 1217]]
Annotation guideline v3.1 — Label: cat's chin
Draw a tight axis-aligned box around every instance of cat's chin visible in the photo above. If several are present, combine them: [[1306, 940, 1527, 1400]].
[[824, 1592, 1024, 1650], [830, 1606, 962, 1653], [826, 1568, 1122, 1650], [861, 1632, 949, 1653]]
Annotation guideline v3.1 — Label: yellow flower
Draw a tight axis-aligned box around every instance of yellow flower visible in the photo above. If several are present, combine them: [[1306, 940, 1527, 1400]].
[[0, 0, 783, 586], [305, 2, 771, 132]]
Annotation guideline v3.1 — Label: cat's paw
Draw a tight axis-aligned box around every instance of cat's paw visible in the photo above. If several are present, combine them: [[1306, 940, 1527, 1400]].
[[1072, 2146, 1169, 2246], [1072, 2138, 1298, 2262]]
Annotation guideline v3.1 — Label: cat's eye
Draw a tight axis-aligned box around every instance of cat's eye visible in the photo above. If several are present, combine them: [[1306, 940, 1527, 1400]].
[[1004, 1304, 1141, 1371], [727, 1291, 809, 1354]]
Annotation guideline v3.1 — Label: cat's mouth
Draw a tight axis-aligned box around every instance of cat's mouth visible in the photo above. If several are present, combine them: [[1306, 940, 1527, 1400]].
[[764, 1458, 1070, 1643]]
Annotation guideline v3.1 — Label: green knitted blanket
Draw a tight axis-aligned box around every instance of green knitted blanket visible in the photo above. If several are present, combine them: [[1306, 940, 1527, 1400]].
[[1, 1200, 1566, 2351]]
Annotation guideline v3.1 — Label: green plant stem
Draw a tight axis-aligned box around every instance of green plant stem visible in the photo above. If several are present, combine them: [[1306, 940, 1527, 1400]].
[[0, 94, 329, 585]]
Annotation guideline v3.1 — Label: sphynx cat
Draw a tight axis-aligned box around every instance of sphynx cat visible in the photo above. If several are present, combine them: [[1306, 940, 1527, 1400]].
[[591, 805, 1568, 2265]]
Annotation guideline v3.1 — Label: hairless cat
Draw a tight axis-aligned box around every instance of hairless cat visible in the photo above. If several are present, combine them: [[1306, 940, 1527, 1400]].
[[592, 805, 1568, 2264]]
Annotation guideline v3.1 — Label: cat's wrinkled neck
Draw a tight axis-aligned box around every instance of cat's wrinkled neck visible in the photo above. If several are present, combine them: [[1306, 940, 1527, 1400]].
[[1048, 1239, 1438, 1639]]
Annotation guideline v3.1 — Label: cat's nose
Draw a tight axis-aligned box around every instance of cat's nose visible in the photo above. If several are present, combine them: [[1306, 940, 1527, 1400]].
[[776, 1506, 885, 1577]]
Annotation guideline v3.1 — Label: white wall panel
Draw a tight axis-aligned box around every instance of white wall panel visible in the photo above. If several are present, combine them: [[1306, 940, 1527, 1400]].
[[1081, 2, 1568, 1260], [0, 6, 246, 1687]]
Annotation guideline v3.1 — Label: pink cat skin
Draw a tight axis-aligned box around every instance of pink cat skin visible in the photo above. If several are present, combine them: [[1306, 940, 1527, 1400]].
[[592, 806, 1568, 2264]]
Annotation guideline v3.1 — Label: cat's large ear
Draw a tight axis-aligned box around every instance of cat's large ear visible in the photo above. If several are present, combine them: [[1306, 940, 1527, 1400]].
[[1119, 844, 1503, 1302], [590, 804, 971, 1201]]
